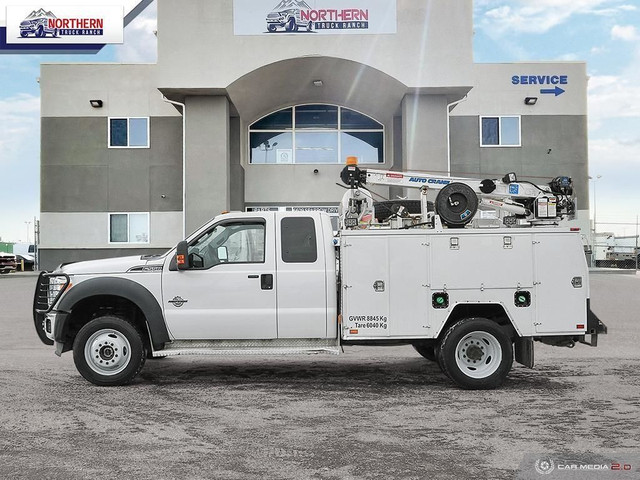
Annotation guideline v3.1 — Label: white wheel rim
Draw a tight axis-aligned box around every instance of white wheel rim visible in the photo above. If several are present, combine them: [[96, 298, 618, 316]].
[[454, 331, 502, 379], [84, 329, 131, 376]]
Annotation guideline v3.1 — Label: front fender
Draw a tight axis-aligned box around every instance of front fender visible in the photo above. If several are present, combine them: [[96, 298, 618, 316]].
[[56, 277, 170, 350]]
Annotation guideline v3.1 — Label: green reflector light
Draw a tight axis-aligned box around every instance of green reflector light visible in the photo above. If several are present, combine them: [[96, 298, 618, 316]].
[[436, 296, 445, 304], [518, 295, 526, 303]]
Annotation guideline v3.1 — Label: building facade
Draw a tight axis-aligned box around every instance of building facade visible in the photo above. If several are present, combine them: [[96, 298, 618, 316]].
[[39, 0, 589, 269]]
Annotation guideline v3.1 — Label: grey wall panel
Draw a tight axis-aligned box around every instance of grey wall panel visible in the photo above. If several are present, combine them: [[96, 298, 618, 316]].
[[40, 248, 168, 271], [41, 116, 183, 213], [450, 115, 588, 202], [41, 165, 108, 212], [107, 164, 150, 212], [150, 166, 183, 211], [41, 117, 108, 166], [149, 117, 183, 165]]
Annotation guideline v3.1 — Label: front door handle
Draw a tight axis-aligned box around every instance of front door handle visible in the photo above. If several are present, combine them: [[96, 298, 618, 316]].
[[261, 274, 273, 290]]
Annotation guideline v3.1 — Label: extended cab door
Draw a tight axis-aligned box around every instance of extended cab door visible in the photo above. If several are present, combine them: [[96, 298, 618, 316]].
[[162, 214, 277, 340], [275, 213, 331, 338]]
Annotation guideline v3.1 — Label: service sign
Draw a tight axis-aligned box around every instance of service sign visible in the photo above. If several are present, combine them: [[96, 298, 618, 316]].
[[5, 4, 123, 44], [233, 0, 397, 35]]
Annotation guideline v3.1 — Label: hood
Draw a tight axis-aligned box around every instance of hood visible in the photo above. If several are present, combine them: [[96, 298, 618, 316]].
[[59, 254, 165, 275]]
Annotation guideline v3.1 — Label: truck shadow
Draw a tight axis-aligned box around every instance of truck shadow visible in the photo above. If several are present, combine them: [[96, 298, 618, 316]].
[[137, 357, 571, 393]]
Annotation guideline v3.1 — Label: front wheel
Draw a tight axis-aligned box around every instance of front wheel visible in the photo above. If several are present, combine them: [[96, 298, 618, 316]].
[[437, 318, 512, 389], [73, 315, 146, 386]]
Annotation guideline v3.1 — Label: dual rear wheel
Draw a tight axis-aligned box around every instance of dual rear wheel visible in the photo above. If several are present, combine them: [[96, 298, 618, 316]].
[[415, 318, 513, 389]]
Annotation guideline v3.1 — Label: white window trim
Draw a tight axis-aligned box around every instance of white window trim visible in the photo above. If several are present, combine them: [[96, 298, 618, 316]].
[[108, 117, 151, 149], [248, 104, 385, 165], [479, 115, 522, 148], [108, 212, 150, 244]]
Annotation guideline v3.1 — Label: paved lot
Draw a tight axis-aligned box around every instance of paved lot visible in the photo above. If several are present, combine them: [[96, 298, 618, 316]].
[[0, 273, 639, 479]]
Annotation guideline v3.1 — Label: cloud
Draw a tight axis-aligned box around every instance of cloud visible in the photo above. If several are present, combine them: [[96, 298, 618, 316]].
[[114, 1, 157, 63], [611, 24, 640, 41], [0, 93, 40, 159], [477, 0, 633, 35]]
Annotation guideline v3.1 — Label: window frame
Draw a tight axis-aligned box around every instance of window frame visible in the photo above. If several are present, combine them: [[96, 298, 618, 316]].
[[108, 212, 150, 244], [108, 117, 150, 149], [186, 219, 267, 270], [248, 104, 385, 165], [479, 115, 521, 148]]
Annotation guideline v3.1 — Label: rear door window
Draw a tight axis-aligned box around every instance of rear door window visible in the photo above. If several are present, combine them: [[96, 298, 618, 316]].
[[281, 217, 317, 263]]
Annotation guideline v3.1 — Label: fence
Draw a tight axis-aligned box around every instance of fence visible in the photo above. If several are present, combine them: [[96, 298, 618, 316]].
[[589, 244, 639, 270]]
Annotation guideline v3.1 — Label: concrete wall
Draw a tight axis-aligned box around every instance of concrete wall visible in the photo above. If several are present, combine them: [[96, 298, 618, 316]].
[[450, 115, 588, 200], [41, 116, 183, 213], [157, 0, 474, 90]]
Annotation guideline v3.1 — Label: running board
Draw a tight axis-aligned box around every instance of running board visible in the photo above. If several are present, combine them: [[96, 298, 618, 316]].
[[154, 338, 341, 357]]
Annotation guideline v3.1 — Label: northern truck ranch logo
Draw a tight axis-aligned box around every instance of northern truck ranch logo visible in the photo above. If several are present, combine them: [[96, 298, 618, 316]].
[[265, 0, 369, 33], [18, 8, 105, 38]]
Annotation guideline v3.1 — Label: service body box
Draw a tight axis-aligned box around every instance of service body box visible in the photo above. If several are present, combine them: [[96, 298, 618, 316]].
[[340, 228, 589, 340]]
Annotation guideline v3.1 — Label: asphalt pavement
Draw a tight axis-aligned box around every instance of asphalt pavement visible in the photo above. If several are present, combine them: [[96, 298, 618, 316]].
[[0, 273, 639, 479]]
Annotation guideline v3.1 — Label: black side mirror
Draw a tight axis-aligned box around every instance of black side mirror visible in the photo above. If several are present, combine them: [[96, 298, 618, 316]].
[[176, 240, 190, 270]]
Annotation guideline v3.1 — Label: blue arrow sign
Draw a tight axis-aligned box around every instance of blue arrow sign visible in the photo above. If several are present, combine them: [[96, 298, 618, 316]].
[[540, 86, 565, 96]]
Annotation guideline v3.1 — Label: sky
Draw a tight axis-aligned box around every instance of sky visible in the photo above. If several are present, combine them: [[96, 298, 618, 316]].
[[0, 0, 639, 242]]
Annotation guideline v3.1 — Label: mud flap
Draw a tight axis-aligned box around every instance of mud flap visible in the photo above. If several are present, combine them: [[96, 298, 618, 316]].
[[579, 300, 607, 347], [515, 337, 534, 368]]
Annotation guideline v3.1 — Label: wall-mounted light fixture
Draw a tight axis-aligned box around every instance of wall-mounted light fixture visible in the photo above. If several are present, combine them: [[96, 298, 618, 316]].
[[89, 99, 103, 108], [524, 97, 538, 106], [313, 80, 323, 87]]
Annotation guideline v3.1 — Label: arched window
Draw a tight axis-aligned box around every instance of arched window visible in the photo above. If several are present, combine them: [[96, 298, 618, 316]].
[[249, 105, 384, 164]]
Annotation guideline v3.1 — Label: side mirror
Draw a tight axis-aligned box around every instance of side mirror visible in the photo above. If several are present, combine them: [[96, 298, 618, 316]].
[[176, 240, 190, 270], [217, 246, 228, 262]]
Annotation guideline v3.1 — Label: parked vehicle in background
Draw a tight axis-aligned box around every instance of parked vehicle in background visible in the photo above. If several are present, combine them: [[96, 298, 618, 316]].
[[0, 253, 17, 274], [13, 243, 36, 271]]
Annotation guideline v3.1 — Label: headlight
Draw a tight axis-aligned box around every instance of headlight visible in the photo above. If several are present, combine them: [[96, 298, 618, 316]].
[[47, 275, 70, 306]]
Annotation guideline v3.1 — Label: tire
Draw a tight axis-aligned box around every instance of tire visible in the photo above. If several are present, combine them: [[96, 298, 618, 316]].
[[20, 31, 28, 38], [73, 315, 146, 386], [373, 199, 433, 222], [413, 343, 436, 362], [36, 25, 44, 37], [307, 21, 313, 31], [437, 318, 513, 390], [435, 182, 478, 227], [285, 17, 296, 32], [267, 24, 277, 32]]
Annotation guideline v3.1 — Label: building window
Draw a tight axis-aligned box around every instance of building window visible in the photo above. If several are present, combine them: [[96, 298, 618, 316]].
[[480, 116, 521, 147], [109, 117, 149, 148], [249, 105, 384, 164], [109, 213, 149, 243], [281, 217, 317, 263]]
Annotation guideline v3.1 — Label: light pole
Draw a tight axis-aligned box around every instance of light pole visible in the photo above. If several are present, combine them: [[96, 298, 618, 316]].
[[589, 175, 602, 237], [25, 221, 31, 243]]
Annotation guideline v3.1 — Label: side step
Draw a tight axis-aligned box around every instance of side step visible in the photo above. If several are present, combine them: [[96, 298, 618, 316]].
[[154, 338, 341, 357]]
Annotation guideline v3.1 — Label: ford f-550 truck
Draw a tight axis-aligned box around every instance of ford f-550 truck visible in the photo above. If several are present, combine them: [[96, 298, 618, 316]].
[[34, 162, 606, 389]]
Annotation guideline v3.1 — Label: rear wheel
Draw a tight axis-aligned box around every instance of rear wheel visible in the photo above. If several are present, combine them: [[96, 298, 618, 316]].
[[437, 318, 512, 389], [73, 315, 146, 386]]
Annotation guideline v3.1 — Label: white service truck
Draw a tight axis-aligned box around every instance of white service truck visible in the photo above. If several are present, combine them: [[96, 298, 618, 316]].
[[34, 161, 606, 389]]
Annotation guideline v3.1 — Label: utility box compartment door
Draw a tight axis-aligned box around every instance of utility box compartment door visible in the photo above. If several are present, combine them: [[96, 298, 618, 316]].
[[429, 233, 534, 289], [534, 233, 588, 334], [341, 235, 390, 337], [341, 233, 430, 338]]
